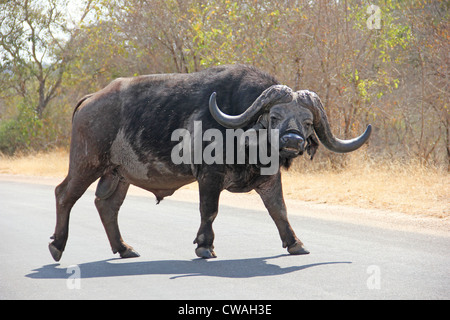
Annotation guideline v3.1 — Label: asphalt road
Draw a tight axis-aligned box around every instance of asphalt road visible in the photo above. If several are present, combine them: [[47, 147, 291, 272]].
[[0, 178, 449, 300]]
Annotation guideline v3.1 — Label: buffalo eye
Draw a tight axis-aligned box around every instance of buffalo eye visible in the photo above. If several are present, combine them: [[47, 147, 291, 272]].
[[304, 120, 313, 131], [270, 114, 282, 120], [270, 114, 282, 125]]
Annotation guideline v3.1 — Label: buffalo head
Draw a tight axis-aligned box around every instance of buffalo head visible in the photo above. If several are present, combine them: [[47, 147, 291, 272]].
[[209, 85, 372, 163]]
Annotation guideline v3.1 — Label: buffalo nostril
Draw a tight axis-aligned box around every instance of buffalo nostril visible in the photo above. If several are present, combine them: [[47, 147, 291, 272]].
[[281, 133, 305, 150]]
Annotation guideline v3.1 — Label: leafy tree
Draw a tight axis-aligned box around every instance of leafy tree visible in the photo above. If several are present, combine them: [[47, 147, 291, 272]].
[[0, 0, 93, 118]]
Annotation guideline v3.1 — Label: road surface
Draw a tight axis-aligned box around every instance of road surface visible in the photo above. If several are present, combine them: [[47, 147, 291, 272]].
[[0, 176, 449, 300]]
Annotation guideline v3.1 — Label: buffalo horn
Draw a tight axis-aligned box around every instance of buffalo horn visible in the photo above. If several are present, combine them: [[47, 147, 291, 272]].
[[298, 90, 372, 153], [209, 85, 294, 129]]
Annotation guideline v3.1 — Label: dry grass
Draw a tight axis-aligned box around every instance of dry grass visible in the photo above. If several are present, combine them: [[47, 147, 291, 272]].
[[0, 149, 69, 177], [1, 150, 448, 218], [283, 156, 449, 218]]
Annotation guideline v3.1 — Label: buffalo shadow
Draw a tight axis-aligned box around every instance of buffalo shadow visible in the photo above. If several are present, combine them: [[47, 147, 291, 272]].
[[26, 255, 351, 280]]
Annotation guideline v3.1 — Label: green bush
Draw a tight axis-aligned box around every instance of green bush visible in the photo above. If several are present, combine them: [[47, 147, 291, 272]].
[[0, 102, 47, 155]]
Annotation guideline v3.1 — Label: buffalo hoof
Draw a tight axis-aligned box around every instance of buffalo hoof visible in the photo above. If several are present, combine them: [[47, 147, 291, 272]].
[[195, 247, 217, 259], [119, 248, 140, 259], [287, 242, 310, 255], [49, 243, 63, 262]]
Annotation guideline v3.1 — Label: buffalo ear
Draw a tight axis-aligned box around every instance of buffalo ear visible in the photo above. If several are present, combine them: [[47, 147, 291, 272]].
[[252, 113, 269, 130], [306, 133, 319, 160]]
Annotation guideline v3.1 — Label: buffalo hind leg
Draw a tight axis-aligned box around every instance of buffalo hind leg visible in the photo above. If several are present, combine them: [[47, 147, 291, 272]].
[[193, 175, 222, 259], [50, 172, 100, 261], [256, 172, 309, 255], [94, 175, 139, 258]]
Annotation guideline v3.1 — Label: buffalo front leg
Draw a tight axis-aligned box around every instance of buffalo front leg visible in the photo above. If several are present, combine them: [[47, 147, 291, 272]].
[[94, 176, 139, 258], [193, 175, 223, 259], [256, 173, 309, 255]]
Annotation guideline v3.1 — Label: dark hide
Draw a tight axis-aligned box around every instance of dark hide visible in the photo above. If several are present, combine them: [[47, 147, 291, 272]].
[[50, 64, 369, 261]]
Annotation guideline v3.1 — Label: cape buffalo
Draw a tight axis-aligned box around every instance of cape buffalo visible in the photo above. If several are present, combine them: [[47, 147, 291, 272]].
[[49, 64, 371, 261]]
